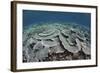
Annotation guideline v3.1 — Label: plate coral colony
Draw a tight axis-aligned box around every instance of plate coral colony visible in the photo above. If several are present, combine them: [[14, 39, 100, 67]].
[[23, 10, 91, 62]]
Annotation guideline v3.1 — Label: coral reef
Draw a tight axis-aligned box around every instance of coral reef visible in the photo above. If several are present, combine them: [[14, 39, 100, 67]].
[[23, 23, 91, 62]]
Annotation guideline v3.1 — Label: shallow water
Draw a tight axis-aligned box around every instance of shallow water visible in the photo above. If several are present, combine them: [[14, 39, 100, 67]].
[[23, 10, 91, 30], [22, 10, 91, 63]]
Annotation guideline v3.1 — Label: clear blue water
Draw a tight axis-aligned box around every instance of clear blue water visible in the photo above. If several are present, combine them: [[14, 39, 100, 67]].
[[23, 10, 91, 29]]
